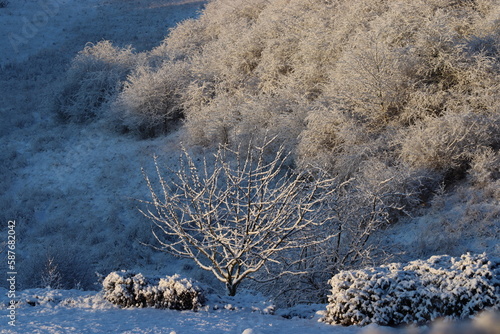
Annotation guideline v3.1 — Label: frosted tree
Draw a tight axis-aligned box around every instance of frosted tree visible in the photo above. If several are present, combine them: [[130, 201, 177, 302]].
[[141, 140, 338, 296], [41, 256, 62, 289]]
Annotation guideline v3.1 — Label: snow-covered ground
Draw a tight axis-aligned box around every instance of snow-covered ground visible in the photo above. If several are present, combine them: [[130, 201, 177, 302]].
[[0, 0, 206, 66], [0, 288, 363, 334]]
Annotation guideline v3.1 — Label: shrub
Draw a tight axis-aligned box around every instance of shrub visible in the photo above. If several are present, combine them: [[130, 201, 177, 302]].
[[102, 270, 204, 310], [112, 61, 190, 137], [322, 253, 500, 326], [0, 1, 8, 9], [326, 32, 411, 127], [469, 148, 500, 187], [56, 41, 137, 122], [184, 89, 307, 148], [399, 111, 500, 175], [297, 106, 372, 180]]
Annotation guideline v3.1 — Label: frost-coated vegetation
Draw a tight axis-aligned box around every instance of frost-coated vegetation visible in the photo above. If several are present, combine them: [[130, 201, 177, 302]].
[[102, 270, 205, 310], [58, 0, 500, 209], [1, 0, 500, 331], [159, 0, 500, 188], [142, 140, 340, 297], [323, 253, 500, 326], [56, 41, 138, 122]]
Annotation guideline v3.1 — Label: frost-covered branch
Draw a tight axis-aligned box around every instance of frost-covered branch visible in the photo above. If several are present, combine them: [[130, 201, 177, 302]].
[[141, 139, 337, 296]]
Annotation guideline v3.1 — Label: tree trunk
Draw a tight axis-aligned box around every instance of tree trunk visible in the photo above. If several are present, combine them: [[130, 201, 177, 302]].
[[226, 282, 238, 296]]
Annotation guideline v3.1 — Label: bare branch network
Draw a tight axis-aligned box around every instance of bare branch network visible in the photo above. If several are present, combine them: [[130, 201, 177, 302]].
[[141, 140, 338, 296]]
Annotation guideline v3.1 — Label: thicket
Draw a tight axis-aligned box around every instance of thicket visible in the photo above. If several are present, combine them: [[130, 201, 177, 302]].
[[55, 41, 138, 122], [159, 0, 500, 177], [59, 0, 500, 193]]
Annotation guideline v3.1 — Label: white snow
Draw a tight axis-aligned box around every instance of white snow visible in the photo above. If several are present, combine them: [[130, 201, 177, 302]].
[[0, 288, 363, 334]]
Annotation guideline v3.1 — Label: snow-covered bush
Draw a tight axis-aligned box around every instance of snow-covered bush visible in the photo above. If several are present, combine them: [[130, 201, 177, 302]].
[[469, 148, 500, 187], [323, 253, 500, 326], [400, 112, 500, 175], [56, 41, 137, 122], [184, 90, 307, 149], [112, 61, 190, 137], [0, 0, 8, 8], [102, 271, 204, 310]]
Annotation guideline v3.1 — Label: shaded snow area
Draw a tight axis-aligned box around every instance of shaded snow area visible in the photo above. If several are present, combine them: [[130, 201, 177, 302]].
[[0, 0, 206, 66]]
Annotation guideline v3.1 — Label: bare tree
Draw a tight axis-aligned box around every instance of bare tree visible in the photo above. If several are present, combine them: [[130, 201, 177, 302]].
[[254, 184, 400, 305], [141, 140, 337, 296]]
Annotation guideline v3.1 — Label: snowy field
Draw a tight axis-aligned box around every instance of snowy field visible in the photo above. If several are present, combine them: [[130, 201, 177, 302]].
[[0, 288, 367, 334], [0, 0, 209, 291]]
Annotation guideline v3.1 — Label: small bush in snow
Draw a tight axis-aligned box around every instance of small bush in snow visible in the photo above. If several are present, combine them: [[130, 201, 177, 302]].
[[323, 253, 500, 326], [102, 271, 204, 310], [112, 61, 190, 137], [0, 1, 8, 8], [56, 41, 137, 122]]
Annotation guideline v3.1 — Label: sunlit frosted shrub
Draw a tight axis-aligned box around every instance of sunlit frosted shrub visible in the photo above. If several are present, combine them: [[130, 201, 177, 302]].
[[160, 0, 500, 189], [400, 112, 500, 173], [56, 41, 137, 122], [112, 61, 190, 137]]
